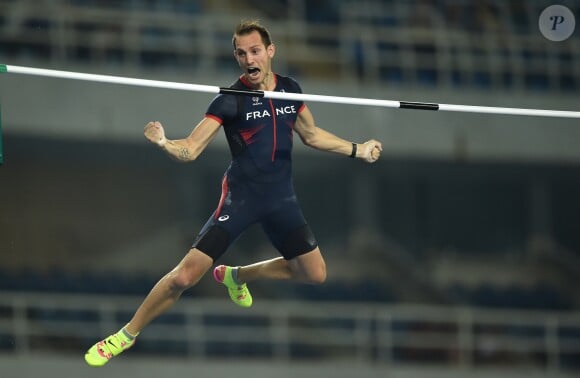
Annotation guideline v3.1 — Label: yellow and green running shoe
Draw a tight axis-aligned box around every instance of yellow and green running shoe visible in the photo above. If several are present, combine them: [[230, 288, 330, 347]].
[[213, 265, 253, 308], [84, 331, 135, 367]]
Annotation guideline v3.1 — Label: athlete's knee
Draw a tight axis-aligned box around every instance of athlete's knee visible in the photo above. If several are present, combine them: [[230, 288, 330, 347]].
[[168, 267, 202, 290], [289, 248, 327, 284], [168, 250, 213, 290], [313, 263, 327, 284], [305, 258, 327, 285]]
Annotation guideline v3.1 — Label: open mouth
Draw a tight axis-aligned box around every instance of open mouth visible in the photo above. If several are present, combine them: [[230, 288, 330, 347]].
[[247, 67, 260, 79]]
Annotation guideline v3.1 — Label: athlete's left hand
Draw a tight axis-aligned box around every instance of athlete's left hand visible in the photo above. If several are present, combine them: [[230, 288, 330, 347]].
[[360, 139, 383, 163]]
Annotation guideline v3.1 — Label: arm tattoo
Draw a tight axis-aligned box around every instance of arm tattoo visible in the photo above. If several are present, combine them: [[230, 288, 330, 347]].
[[179, 148, 190, 161]]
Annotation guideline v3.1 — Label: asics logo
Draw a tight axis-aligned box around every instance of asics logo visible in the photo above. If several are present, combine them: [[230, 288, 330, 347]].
[[218, 215, 230, 221]]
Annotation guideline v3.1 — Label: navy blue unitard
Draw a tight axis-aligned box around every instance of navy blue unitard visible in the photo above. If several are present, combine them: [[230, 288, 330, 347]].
[[192, 74, 318, 261]]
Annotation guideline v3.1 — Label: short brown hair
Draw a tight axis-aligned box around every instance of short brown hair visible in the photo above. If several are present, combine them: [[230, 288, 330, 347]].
[[232, 20, 273, 49]]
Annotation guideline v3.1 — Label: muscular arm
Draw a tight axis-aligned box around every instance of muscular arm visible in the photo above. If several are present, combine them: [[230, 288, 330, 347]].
[[144, 117, 221, 162], [294, 105, 383, 163]]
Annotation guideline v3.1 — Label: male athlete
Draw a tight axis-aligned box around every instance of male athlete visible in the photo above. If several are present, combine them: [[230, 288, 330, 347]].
[[85, 20, 382, 366]]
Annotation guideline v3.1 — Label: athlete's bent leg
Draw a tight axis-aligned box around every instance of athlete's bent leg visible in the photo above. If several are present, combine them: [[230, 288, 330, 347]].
[[85, 248, 213, 366], [237, 247, 326, 284], [126, 248, 213, 334]]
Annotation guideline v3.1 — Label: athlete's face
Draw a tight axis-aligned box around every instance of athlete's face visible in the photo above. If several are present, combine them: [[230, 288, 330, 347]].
[[234, 30, 275, 90]]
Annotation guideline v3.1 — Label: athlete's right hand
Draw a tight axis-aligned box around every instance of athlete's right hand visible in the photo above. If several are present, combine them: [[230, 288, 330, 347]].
[[144, 121, 167, 147]]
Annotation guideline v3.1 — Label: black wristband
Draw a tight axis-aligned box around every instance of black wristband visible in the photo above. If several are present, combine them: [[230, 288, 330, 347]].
[[349, 143, 357, 158]]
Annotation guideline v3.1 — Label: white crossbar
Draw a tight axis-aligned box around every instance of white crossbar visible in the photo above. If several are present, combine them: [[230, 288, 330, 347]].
[[2, 64, 579, 119]]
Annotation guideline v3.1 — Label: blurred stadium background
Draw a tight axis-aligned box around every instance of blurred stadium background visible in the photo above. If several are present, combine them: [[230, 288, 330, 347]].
[[0, 0, 579, 377]]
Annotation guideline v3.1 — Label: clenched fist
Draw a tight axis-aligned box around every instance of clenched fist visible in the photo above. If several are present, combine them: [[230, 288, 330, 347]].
[[360, 139, 383, 163], [144, 121, 167, 147]]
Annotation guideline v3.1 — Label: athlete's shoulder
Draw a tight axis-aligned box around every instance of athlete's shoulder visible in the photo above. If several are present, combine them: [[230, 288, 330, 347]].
[[208, 91, 237, 109], [211, 78, 247, 105], [206, 78, 242, 122], [209, 78, 242, 105], [276, 74, 303, 94], [228, 78, 246, 89]]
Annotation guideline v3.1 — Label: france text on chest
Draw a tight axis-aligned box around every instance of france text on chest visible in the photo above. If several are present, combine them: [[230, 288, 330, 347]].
[[245, 105, 297, 120]]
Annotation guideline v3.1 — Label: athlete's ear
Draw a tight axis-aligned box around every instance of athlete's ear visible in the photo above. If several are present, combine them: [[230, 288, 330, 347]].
[[267, 43, 275, 59]]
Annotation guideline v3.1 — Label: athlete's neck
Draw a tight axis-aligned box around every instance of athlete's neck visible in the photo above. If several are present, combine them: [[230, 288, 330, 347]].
[[258, 71, 275, 91]]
